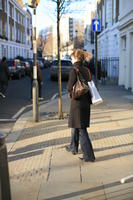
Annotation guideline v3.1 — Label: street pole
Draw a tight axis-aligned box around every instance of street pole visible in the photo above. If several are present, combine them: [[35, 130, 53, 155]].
[[32, 7, 39, 122], [57, 0, 63, 119], [95, 31, 98, 88]]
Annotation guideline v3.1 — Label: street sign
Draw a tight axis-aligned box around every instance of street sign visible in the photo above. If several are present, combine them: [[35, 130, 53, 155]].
[[92, 19, 101, 32]]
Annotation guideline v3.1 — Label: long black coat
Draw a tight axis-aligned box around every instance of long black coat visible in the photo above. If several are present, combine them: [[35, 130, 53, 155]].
[[0, 62, 9, 83], [67, 61, 92, 128]]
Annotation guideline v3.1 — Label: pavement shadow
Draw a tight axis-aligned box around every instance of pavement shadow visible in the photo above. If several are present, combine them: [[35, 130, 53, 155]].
[[94, 142, 133, 152], [42, 180, 133, 200], [8, 148, 44, 162], [92, 116, 133, 125], [96, 150, 133, 162], [61, 142, 133, 153], [6, 119, 69, 143], [8, 141, 133, 164], [8, 136, 70, 157], [8, 126, 133, 163], [7, 120, 133, 143]]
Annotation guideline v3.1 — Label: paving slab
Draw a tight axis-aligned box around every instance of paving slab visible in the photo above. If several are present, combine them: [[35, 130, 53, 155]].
[[6, 84, 133, 200]]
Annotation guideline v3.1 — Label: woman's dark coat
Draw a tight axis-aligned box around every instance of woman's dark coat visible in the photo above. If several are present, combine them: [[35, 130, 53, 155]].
[[67, 61, 92, 128], [0, 61, 9, 84]]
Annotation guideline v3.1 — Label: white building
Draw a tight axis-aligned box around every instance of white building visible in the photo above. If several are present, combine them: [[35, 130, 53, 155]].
[[0, 0, 33, 60], [84, 11, 95, 55], [97, 0, 120, 79], [118, 0, 133, 92]]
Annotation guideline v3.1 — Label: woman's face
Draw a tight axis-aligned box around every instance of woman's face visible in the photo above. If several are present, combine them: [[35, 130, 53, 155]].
[[71, 56, 77, 64]]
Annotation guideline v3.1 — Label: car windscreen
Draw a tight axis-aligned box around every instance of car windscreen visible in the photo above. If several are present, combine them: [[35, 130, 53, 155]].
[[52, 60, 72, 66]]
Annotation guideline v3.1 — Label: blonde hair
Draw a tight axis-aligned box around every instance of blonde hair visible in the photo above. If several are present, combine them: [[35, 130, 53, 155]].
[[71, 49, 92, 62]]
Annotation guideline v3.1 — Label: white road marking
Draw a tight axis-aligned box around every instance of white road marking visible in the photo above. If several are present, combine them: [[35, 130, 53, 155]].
[[51, 93, 58, 100], [12, 106, 26, 119], [12, 100, 49, 119], [0, 119, 16, 122]]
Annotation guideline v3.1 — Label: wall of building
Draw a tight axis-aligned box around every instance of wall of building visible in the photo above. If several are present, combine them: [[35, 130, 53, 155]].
[[97, 0, 119, 79], [119, 0, 133, 91], [0, 0, 33, 60]]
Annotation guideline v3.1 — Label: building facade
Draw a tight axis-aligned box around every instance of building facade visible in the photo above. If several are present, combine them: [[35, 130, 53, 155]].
[[84, 11, 95, 55], [118, 0, 133, 92], [0, 0, 33, 60], [97, 0, 120, 79]]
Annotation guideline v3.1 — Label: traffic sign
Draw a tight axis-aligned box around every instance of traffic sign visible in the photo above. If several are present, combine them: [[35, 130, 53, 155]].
[[92, 19, 101, 32]]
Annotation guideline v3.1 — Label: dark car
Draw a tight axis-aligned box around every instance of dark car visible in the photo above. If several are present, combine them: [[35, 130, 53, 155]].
[[50, 59, 73, 81], [7, 59, 22, 79], [20, 61, 26, 77]]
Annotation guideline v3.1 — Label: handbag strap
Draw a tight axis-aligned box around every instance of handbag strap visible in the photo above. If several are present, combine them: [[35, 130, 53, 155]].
[[88, 69, 92, 81], [74, 67, 92, 82], [74, 67, 80, 80]]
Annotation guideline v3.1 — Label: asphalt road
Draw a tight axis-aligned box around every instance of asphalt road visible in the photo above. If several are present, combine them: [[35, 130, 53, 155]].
[[0, 68, 67, 132]]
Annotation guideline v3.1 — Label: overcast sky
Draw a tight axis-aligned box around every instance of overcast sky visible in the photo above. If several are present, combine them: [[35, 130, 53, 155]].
[[23, 0, 97, 34]]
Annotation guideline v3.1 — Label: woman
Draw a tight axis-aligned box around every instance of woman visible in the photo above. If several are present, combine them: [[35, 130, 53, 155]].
[[66, 49, 95, 162]]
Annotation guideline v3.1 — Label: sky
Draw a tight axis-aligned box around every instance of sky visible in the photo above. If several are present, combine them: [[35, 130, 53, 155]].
[[23, 0, 97, 35]]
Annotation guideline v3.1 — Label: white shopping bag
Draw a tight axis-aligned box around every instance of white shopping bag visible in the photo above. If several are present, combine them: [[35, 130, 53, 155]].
[[88, 80, 103, 105]]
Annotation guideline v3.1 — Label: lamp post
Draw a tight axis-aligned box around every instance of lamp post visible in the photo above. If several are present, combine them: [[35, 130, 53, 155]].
[[28, 0, 40, 122]]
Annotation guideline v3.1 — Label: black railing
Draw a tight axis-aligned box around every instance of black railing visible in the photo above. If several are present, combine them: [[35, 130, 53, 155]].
[[100, 57, 119, 78]]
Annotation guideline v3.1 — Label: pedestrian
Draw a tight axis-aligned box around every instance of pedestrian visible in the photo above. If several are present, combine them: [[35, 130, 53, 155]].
[[0, 57, 9, 98], [66, 49, 95, 162], [30, 62, 43, 100]]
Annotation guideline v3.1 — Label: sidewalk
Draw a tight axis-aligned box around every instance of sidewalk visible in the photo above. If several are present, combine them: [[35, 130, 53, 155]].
[[6, 84, 133, 200]]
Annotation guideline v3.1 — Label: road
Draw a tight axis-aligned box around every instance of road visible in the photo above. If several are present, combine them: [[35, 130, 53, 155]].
[[0, 68, 67, 134]]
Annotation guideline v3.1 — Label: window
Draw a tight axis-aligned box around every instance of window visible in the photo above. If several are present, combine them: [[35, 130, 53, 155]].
[[116, 0, 119, 22], [52, 60, 72, 66], [19, 13, 21, 23], [13, 47, 15, 58], [12, 25, 14, 40], [15, 9, 17, 21], [122, 36, 126, 50], [0, 19, 2, 35], [0, 0, 2, 9], [112, 0, 114, 24], [4, 0, 7, 12]]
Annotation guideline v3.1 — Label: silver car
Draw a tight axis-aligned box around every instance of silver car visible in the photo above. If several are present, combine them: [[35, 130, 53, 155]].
[[50, 59, 72, 80]]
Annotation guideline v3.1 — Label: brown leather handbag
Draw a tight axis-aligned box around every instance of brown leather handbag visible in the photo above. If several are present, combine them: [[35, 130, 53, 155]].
[[72, 68, 89, 100]]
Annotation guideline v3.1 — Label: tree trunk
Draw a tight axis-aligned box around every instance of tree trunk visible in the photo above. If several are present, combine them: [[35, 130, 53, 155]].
[[57, 0, 63, 119]]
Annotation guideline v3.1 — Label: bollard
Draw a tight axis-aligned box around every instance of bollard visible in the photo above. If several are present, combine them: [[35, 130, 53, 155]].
[[0, 133, 11, 200]]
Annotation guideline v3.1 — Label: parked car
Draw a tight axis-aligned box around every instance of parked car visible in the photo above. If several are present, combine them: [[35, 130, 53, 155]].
[[20, 61, 26, 77], [7, 59, 22, 79], [23, 61, 31, 75], [50, 59, 73, 80]]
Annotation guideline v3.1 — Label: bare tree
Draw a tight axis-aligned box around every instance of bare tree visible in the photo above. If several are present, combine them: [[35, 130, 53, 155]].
[[50, 0, 88, 119], [50, 0, 72, 119]]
